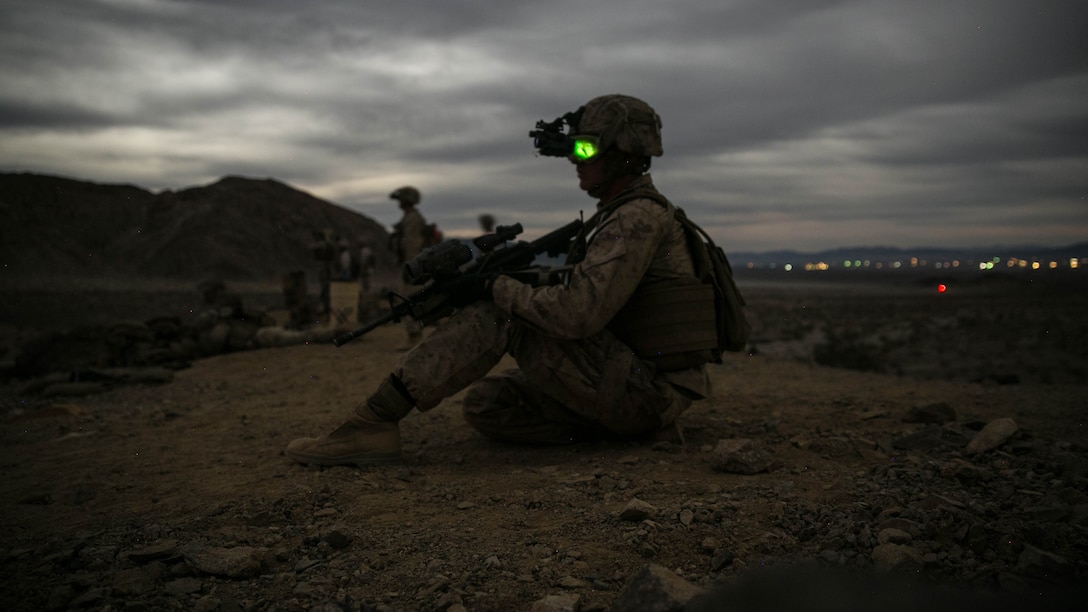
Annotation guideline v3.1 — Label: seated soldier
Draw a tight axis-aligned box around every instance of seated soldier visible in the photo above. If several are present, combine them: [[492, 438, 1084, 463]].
[[286, 94, 713, 466]]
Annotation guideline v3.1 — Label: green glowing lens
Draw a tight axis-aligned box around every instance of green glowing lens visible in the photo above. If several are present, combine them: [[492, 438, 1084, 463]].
[[572, 138, 599, 161]]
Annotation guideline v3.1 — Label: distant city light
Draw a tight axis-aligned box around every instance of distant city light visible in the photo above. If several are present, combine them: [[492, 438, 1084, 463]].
[[738, 251, 1084, 273]]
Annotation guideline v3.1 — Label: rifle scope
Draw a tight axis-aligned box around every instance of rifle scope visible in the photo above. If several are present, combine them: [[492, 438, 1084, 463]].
[[473, 223, 522, 252]]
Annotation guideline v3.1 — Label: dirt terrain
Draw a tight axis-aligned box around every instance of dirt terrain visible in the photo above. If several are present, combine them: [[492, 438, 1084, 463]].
[[1, 276, 1086, 611]]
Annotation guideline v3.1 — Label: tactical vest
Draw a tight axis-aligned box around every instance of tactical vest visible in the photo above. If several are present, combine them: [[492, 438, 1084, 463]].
[[567, 186, 749, 371]]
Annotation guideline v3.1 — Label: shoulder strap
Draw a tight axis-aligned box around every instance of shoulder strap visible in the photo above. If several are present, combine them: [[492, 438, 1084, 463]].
[[565, 186, 671, 265]]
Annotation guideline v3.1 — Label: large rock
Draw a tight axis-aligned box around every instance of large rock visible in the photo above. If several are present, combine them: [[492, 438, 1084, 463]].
[[125, 539, 179, 564], [618, 498, 657, 522], [902, 402, 956, 424], [710, 439, 778, 474], [110, 565, 160, 597], [966, 417, 1018, 455], [871, 543, 925, 574], [530, 593, 580, 612], [1016, 544, 1070, 578], [180, 543, 266, 579], [611, 564, 705, 612]]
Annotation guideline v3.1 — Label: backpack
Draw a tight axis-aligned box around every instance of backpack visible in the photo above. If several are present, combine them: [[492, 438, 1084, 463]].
[[672, 206, 751, 357], [422, 222, 443, 247]]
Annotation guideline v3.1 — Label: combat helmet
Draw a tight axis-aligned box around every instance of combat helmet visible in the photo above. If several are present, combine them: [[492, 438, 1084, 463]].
[[573, 94, 663, 158], [390, 186, 421, 205]]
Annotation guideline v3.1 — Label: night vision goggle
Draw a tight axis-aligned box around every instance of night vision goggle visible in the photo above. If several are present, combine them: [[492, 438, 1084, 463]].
[[528, 107, 603, 163]]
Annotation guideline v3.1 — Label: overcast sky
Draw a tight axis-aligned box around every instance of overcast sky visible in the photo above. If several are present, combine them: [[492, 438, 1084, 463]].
[[2, 0, 1086, 252]]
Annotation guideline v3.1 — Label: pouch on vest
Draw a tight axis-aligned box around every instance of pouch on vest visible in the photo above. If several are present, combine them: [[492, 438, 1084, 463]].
[[609, 277, 719, 371]]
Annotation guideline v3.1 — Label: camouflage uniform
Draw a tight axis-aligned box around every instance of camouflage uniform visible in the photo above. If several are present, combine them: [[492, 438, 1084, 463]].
[[389, 187, 428, 342], [392, 206, 428, 268], [286, 94, 714, 466], [389, 175, 708, 443]]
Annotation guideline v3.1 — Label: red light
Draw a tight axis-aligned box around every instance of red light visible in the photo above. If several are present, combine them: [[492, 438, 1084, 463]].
[[937, 284, 947, 293]]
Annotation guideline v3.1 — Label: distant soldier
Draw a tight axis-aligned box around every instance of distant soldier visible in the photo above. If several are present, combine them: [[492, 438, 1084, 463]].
[[388, 186, 429, 345], [388, 186, 428, 266], [310, 229, 337, 317], [193, 280, 274, 354], [356, 241, 378, 323], [282, 270, 314, 330], [358, 241, 376, 293], [338, 239, 353, 281], [478, 213, 496, 233]]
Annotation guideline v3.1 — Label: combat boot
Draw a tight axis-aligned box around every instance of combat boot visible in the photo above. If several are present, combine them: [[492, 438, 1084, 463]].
[[651, 420, 685, 446], [285, 376, 414, 467]]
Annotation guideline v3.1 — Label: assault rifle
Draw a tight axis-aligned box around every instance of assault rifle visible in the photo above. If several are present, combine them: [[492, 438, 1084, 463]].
[[333, 219, 583, 347]]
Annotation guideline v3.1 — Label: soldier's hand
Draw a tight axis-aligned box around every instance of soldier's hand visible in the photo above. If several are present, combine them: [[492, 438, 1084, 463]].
[[446, 273, 496, 307]]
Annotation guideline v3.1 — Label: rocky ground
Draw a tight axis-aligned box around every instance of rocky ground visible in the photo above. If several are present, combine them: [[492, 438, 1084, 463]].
[[1, 276, 1086, 611]]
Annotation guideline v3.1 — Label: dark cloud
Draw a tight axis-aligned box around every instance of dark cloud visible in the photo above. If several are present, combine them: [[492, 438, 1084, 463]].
[[1, 0, 1085, 252], [0, 101, 117, 130]]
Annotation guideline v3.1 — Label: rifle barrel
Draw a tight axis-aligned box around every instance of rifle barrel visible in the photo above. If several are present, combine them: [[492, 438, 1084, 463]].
[[332, 310, 398, 347]]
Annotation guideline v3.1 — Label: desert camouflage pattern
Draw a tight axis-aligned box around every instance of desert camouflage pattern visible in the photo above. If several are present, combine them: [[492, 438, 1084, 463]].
[[391, 206, 429, 340], [575, 94, 663, 158], [391, 206, 428, 266], [383, 174, 710, 442]]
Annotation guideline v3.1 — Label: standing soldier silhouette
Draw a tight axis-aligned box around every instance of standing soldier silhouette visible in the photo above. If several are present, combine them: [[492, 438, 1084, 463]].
[[388, 186, 429, 346]]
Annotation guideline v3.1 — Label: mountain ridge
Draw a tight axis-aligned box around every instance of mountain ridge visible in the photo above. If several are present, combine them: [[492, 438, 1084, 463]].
[[3, 172, 1082, 283], [0, 172, 394, 284]]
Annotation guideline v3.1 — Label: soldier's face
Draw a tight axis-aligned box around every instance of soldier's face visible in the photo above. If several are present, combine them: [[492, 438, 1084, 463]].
[[574, 155, 607, 195]]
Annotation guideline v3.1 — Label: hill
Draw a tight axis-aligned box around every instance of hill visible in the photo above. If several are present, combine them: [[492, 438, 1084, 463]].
[[0, 172, 394, 284]]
